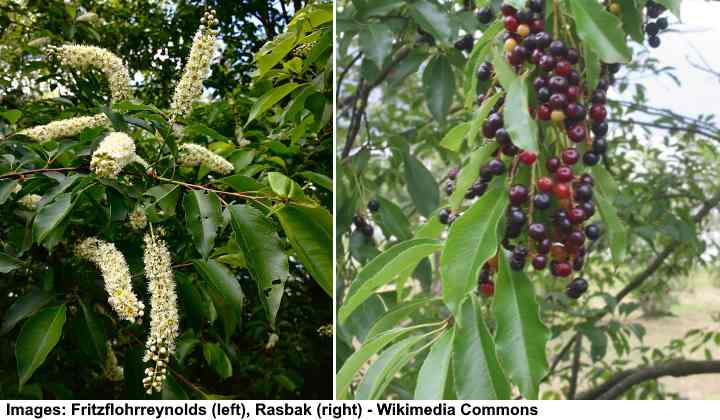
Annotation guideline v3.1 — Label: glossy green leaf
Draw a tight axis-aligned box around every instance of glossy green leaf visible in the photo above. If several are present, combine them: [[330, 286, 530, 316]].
[[452, 297, 510, 399], [267, 172, 307, 200], [1, 109, 22, 124], [339, 238, 442, 323], [162, 374, 190, 399], [492, 47, 517, 89], [32, 193, 74, 244], [403, 151, 439, 217], [409, 0, 453, 43], [493, 251, 550, 400], [463, 20, 503, 108], [358, 23, 394, 66], [298, 171, 332, 191], [617, 0, 645, 43], [356, 334, 427, 400], [203, 342, 233, 379], [595, 191, 628, 265], [0, 179, 19, 205], [414, 328, 454, 399], [193, 259, 245, 326], [441, 183, 507, 317], [246, 82, 301, 126], [78, 299, 107, 364], [466, 91, 501, 147], [448, 142, 496, 209], [0, 289, 53, 335], [16, 305, 67, 387], [439, 122, 470, 152], [375, 197, 412, 241], [277, 204, 333, 296], [505, 72, 539, 154], [176, 332, 201, 365], [585, 47, 601, 92], [366, 297, 439, 340], [0, 252, 22, 274], [183, 190, 223, 259], [256, 31, 297, 77], [228, 205, 288, 328], [422, 54, 455, 123], [569, 0, 632, 63]]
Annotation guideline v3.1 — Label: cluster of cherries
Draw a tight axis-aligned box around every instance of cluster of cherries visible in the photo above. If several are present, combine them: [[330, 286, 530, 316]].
[[442, 1, 624, 301], [643, 1, 669, 48]]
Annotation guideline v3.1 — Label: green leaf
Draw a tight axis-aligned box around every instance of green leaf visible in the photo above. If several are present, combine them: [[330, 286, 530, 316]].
[[656, 0, 681, 19], [277, 204, 333, 296], [1, 109, 22, 124], [193, 260, 245, 329], [228, 205, 288, 328], [493, 251, 550, 400], [217, 174, 265, 193], [441, 183, 508, 317], [448, 142, 496, 209], [32, 193, 74, 244], [595, 191, 628, 265], [339, 239, 442, 323], [176, 332, 201, 365], [267, 172, 307, 200], [0, 252, 22, 275], [414, 328, 454, 399], [452, 297, 510, 399], [202, 342, 233, 380], [617, 0, 645, 43], [409, 0, 453, 43], [569, 0, 633, 63], [463, 20, 503, 108], [505, 72, 539, 154], [336, 327, 417, 399], [256, 31, 297, 77], [439, 122, 470, 152], [162, 374, 190, 399], [366, 297, 439, 340], [246, 82, 301, 126], [585, 47, 601, 92], [403, 151, 439, 217], [0, 179, 19, 205], [466, 91, 502, 147], [16, 305, 67, 388], [358, 23, 394, 66], [592, 165, 619, 198], [583, 328, 609, 362], [356, 334, 427, 399], [492, 47, 518, 89], [78, 299, 107, 365], [298, 171, 332, 191], [183, 191, 223, 259], [0, 289, 53, 335], [375, 197, 412, 241], [422, 54, 455, 123]]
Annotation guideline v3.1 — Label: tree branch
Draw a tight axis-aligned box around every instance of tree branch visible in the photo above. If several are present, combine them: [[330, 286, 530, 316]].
[[339, 46, 412, 110], [577, 360, 720, 400], [567, 334, 583, 399]]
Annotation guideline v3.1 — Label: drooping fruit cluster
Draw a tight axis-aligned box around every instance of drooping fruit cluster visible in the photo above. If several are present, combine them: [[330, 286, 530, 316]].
[[643, 0, 669, 48], [449, 0, 627, 300], [351, 199, 381, 239]]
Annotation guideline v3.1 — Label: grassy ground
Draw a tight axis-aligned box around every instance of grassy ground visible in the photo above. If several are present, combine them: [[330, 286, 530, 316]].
[[634, 270, 720, 399]]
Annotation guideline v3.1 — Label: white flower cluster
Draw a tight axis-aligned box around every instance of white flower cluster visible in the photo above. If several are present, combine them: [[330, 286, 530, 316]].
[[142, 233, 179, 394], [177, 143, 234, 175], [75, 237, 145, 323], [128, 206, 147, 231], [18, 113, 110, 143], [90, 132, 147, 178], [53, 44, 131, 102], [170, 9, 218, 118], [17, 194, 42, 210]]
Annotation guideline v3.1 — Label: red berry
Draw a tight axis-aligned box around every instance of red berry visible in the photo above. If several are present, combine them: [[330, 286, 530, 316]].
[[537, 176, 554, 192], [569, 207, 586, 223], [553, 183, 571, 199], [555, 261, 572, 277], [567, 124, 587, 143], [537, 104, 552, 120], [555, 165, 574, 183], [567, 85, 580, 102], [530, 19, 545, 33], [555, 60, 572, 77], [561, 148, 580, 165], [590, 104, 607, 123], [504, 15, 519, 32], [480, 281, 495, 297], [519, 150, 537, 165], [501, 4, 517, 16]]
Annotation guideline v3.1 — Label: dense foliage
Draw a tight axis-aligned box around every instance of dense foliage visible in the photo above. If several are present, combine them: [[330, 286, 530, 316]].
[[0, 0, 333, 400], [337, 0, 720, 400]]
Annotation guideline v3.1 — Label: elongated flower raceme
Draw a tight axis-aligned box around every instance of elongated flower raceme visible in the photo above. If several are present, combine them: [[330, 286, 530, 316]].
[[142, 233, 179, 394], [17, 113, 110, 143], [75, 237, 145, 323], [52, 44, 131, 102], [128, 206, 148, 231], [91, 132, 148, 178], [177, 143, 234, 175], [170, 9, 218, 119]]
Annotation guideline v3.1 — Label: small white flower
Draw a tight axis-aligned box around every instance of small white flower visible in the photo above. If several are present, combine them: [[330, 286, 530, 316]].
[[10, 183, 22, 194], [75, 237, 144, 323], [142, 233, 179, 394], [128, 206, 147, 231], [265, 333, 279, 350], [90, 132, 141, 178], [53, 44, 131, 102], [18, 113, 110, 143], [177, 143, 234, 175], [17, 194, 42, 210], [170, 9, 218, 118]]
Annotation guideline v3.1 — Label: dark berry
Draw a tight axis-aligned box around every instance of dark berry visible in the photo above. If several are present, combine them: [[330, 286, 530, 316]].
[[529, 0, 544, 13], [353, 215, 366, 227], [593, 138, 608, 154], [477, 61, 493, 81], [488, 158, 506, 175], [583, 152, 600, 166], [555, 166, 574, 183], [657, 17, 668, 30], [648, 35, 661, 48], [590, 104, 607, 123], [361, 223, 374, 237], [566, 277, 589, 299], [645, 22, 659, 36], [592, 90, 607, 104], [555, 60, 572, 77], [476, 7, 494, 24], [579, 174, 594, 185], [454, 35, 474, 52], [502, 143, 520, 156], [550, 93, 568, 110], [554, 261, 572, 277], [592, 121, 609, 137], [567, 124, 587, 143], [480, 164, 494, 182], [566, 103, 587, 122], [574, 183, 593, 202], [534, 76, 548, 90], [367, 199, 380, 213], [509, 45, 527, 65], [538, 238, 551, 254], [448, 167, 459, 180], [533, 192, 552, 210], [546, 157, 561, 173], [516, 8, 532, 23], [580, 200, 595, 218], [567, 85, 581, 102], [535, 32, 551, 49], [439, 208, 452, 224], [568, 207, 586, 223], [501, 4, 517, 16], [446, 181, 455, 195], [561, 148, 580, 165], [495, 128, 512, 144], [585, 224, 601, 240], [557, 217, 573, 233], [549, 40, 567, 57], [528, 222, 547, 240], [537, 87, 551, 102], [514, 244, 529, 258], [548, 75, 569, 93], [567, 48, 579, 64], [509, 256, 526, 271], [509, 209, 527, 226], [509, 184, 529, 205], [568, 69, 581, 86], [539, 54, 555, 71], [506, 223, 523, 239], [472, 180, 488, 197], [567, 230, 585, 247], [532, 255, 548, 270], [530, 19, 545, 33], [573, 255, 585, 271]]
